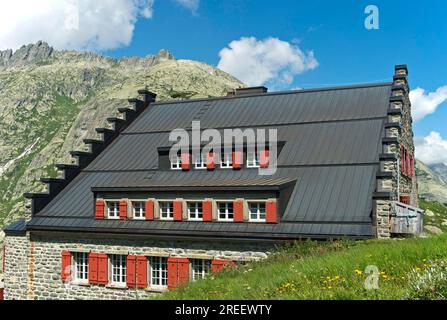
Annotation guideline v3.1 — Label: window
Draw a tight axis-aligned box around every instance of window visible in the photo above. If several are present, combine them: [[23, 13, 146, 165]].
[[191, 259, 211, 281], [150, 257, 168, 288], [111, 255, 126, 285], [132, 201, 146, 220], [171, 154, 181, 170], [217, 202, 233, 221], [159, 201, 174, 220], [195, 153, 207, 169], [249, 202, 266, 222], [188, 202, 203, 220], [107, 201, 119, 219], [220, 152, 233, 169], [247, 151, 260, 168], [73, 252, 88, 283]]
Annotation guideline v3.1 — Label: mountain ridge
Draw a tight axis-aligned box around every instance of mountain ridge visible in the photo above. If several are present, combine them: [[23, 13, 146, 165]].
[[0, 41, 244, 228]]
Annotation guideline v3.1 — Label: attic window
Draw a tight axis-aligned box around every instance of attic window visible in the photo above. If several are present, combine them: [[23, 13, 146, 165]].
[[159, 201, 174, 220], [248, 202, 266, 222], [107, 201, 119, 219], [246, 151, 260, 168], [171, 154, 181, 170], [132, 201, 145, 220], [221, 152, 233, 169], [195, 153, 207, 169]]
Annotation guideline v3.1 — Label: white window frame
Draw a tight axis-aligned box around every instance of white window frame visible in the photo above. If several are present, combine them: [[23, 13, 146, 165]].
[[220, 152, 233, 169], [149, 256, 168, 289], [248, 202, 266, 222], [110, 254, 126, 286], [191, 259, 211, 281], [132, 201, 146, 220], [246, 151, 260, 168], [195, 153, 207, 169], [107, 201, 120, 219], [73, 252, 88, 284], [217, 202, 234, 222], [159, 201, 174, 221], [171, 154, 181, 170], [188, 201, 203, 221]]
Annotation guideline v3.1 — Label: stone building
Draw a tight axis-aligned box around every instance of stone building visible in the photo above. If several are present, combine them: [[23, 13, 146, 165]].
[[2, 65, 421, 300]]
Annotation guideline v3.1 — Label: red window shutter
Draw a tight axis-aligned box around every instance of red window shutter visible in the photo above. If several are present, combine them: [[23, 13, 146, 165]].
[[203, 200, 213, 222], [145, 200, 154, 220], [181, 152, 190, 171], [266, 201, 278, 224], [97, 253, 108, 285], [167, 257, 179, 290], [407, 153, 411, 176], [233, 200, 244, 223], [232, 151, 242, 170], [136, 256, 147, 289], [0, 288, 3, 300], [207, 152, 215, 170], [211, 259, 235, 273], [412, 156, 415, 176], [88, 253, 98, 284], [95, 200, 105, 220], [126, 255, 136, 288], [400, 196, 411, 205], [119, 200, 127, 220], [260, 150, 270, 168], [177, 258, 190, 287], [61, 251, 71, 283], [173, 201, 183, 221]]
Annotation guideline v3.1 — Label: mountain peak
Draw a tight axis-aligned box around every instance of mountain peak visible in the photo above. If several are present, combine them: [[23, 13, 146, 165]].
[[0, 41, 54, 67]]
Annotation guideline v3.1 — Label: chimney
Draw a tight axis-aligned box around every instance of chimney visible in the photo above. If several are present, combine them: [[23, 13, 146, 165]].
[[227, 86, 268, 97]]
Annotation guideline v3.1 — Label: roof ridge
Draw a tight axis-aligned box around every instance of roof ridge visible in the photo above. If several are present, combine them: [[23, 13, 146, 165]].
[[151, 82, 394, 106]]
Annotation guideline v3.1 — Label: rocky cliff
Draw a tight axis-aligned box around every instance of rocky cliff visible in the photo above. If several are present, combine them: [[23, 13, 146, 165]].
[[416, 160, 447, 204], [0, 41, 244, 229]]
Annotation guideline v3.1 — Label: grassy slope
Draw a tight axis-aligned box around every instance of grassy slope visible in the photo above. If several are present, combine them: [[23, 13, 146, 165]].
[[160, 233, 447, 300]]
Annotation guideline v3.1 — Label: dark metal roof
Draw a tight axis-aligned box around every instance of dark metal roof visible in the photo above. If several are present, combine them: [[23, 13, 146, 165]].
[[4, 219, 26, 235], [25, 83, 393, 240], [92, 177, 296, 191]]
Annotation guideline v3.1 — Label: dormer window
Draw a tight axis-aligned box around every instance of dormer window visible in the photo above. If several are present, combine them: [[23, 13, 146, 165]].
[[132, 201, 145, 220], [171, 154, 181, 170], [107, 201, 119, 219], [195, 153, 207, 169], [159, 201, 174, 220], [220, 152, 233, 169], [188, 202, 203, 220], [248, 202, 266, 222], [247, 151, 260, 168]]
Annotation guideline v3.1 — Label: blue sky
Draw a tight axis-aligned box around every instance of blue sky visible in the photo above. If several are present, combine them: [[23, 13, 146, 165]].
[[105, 0, 447, 142], [1, 0, 446, 164]]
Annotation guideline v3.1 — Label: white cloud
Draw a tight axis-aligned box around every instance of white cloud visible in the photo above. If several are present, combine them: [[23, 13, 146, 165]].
[[174, 0, 199, 13], [0, 0, 154, 51], [217, 37, 318, 87], [410, 85, 447, 122], [415, 131, 447, 165]]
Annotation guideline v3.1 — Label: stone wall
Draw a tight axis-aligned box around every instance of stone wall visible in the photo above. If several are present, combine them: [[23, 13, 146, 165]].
[[4, 231, 272, 300], [374, 65, 419, 238]]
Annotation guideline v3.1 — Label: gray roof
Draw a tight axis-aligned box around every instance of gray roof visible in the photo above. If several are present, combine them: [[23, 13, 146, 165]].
[[24, 83, 393, 240]]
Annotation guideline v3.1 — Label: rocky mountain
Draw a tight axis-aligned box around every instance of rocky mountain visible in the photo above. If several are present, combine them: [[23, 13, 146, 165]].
[[0, 41, 244, 229], [416, 160, 447, 204]]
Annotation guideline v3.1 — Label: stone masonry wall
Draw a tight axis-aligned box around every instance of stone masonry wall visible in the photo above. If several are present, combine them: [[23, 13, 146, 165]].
[[4, 231, 273, 300], [4, 235, 29, 300], [374, 65, 419, 239]]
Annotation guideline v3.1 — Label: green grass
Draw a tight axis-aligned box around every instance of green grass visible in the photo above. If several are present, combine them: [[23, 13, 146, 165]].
[[159, 234, 447, 300]]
